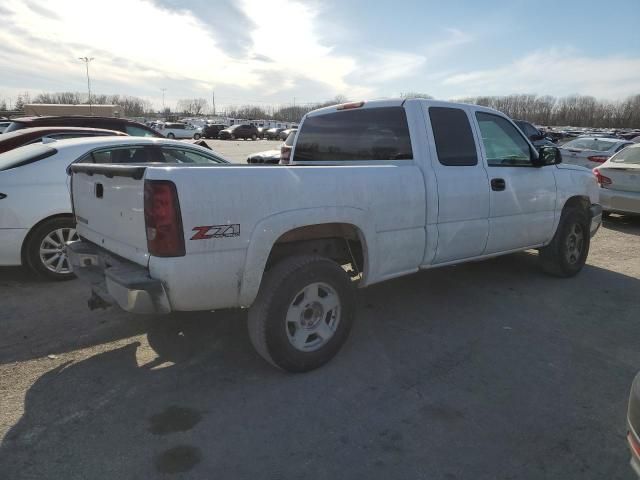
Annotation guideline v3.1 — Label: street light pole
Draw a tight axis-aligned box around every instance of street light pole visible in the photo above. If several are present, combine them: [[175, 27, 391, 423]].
[[161, 88, 167, 113], [78, 57, 94, 114]]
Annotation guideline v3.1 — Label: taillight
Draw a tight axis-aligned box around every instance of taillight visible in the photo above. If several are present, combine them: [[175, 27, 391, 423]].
[[280, 146, 291, 164], [144, 180, 185, 257], [588, 155, 608, 163], [629, 432, 640, 458], [593, 168, 612, 186]]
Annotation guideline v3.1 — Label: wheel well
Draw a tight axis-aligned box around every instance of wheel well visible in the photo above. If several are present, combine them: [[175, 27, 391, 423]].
[[266, 223, 366, 277], [20, 213, 74, 264], [562, 196, 590, 215]]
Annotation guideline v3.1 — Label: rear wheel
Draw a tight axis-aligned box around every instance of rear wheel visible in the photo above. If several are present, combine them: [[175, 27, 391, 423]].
[[539, 207, 590, 277], [193, 133, 201, 140], [248, 255, 355, 372], [25, 217, 78, 281], [230, 134, 236, 140]]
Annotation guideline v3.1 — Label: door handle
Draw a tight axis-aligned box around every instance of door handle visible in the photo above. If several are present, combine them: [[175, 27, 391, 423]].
[[491, 178, 506, 191]]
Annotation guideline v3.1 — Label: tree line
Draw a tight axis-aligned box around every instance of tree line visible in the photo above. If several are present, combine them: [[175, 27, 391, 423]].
[[456, 93, 640, 129], [4, 91, 639, 128]]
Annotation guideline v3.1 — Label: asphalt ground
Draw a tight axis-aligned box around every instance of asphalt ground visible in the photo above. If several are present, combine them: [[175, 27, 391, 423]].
[[1, 146, 639, 478]]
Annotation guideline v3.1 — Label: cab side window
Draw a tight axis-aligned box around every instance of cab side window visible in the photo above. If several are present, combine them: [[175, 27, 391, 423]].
[[428, 107, 478, 166], [476, 112, 532, 167]]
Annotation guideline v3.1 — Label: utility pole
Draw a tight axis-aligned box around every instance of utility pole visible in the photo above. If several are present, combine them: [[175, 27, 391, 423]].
[[212, 90, 216, 116], [161, 88, 167, 113], [78, 57, 94, 114]]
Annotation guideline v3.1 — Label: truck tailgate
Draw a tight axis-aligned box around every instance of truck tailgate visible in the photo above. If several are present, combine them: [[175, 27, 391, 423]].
[[70, 164, 150, 267]]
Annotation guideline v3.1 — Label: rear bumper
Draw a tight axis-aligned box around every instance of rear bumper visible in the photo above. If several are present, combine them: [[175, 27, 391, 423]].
[[0, 228, 28, 266], [589, 204, 602, 237], [67, 240, 171, 315], [600, 188, 640, 215]]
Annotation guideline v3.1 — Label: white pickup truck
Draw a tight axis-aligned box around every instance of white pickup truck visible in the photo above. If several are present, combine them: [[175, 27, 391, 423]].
[[68, 99, 602, 372]]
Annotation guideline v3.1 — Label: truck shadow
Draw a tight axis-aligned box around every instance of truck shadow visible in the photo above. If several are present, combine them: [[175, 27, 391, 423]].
[[2, 251, 639, 479]]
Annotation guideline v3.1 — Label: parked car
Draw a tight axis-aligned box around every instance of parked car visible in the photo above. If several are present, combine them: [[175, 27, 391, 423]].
[[3, 116, 162, 137], [247, 149, 281, 164], [156, 122, 202, 140], [0, 137, 227, 280], [593, 143, 640, 217], [279, 130, 297, 164], [279, 128, 297, 141], [257, 127, 270, 139], [264, 127, 285, 140], [0, 121, 11, 133], [0, 127, 127, 154], [514, 120, 556, 147], [629, 372, 640, 478], [201, 123, 226, 139], [218, 124, 258, 140], [559, 137, 633, 169], [68, 99, 601, 372]]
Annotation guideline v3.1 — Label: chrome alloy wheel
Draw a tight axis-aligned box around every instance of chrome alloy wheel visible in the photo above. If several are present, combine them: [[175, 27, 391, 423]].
[[285, 282, 341, 352], [39, 227, 78, 274]]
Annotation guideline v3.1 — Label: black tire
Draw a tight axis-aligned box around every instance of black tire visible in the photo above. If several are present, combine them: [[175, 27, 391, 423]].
[[251, 134, 257, 140], [25, 216, 78, 281], [248, 255, 355, 372], [167, 133, 175, 139], [230, 134, 235, 140], [539, 207, 591, 277], [193, 133, 201, 140]]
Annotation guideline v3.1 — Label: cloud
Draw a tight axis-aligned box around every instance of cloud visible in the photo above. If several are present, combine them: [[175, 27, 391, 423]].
[[443, 48, 640, 99], [0, 0, 369, 106]]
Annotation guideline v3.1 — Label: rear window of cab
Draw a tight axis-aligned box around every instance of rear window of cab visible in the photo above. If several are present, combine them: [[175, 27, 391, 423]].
[[293, 106, 413, 162]]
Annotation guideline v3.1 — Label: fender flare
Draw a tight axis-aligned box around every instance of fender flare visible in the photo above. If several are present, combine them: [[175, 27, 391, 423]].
[[238, 206, 373, 306]]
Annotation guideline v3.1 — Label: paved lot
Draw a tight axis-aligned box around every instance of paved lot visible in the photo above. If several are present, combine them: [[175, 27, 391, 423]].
[[200, 138, 282, 163], [1, 193, 639, 477]]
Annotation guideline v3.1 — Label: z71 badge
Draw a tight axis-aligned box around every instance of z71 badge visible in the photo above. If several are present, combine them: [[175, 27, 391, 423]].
[[190, 224, 240, 240]]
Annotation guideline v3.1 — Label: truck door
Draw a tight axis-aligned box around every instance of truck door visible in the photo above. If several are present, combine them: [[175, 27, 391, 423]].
[[472, 111, 556, 253], [423, 105, 490, 264]]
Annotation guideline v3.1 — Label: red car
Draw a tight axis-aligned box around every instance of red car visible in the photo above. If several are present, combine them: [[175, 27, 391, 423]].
[[0, 127, 127, 154]]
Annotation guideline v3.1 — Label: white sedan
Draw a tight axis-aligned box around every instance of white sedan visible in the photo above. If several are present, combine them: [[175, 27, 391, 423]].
[[155, 122, 203, 140], [0, 136, 227, 280], [559, 137, 633, 169], [593, 143, 640, 216]]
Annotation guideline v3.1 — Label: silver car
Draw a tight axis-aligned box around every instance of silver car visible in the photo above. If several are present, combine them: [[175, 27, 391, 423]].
[[594, 143, 640, 216], [559, 137, 633, 169]]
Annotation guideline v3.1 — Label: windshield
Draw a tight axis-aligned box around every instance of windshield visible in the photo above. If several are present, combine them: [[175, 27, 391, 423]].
[[0, 144, 57, 171], [563, 138, 618, 152], [611, 145, 640, 164]]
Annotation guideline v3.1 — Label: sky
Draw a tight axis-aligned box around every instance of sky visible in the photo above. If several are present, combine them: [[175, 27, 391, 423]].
[[1, 0, 639, 111]]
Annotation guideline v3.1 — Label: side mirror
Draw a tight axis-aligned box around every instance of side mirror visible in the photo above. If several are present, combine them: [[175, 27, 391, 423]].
[[534, 146, 562, 166]]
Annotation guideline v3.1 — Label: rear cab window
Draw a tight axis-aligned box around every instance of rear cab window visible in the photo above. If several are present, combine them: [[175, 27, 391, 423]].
[[0, 144, 57, 171], [293, 106, 413, 162]]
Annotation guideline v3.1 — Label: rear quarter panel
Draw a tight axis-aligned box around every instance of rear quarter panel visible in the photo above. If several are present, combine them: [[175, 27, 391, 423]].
[[145, 164, 426, 310]]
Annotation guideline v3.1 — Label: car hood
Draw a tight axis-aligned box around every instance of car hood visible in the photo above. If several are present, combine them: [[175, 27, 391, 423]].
[[251, 150, 280, 158]]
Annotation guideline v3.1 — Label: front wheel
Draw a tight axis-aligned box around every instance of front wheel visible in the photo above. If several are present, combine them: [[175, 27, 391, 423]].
[[25, 217, 78, 281], [539, 207, 590, 277], [248, 255, 355, 372], [251, 134, 257, 140], [166, 133, 175, 139], [230, 134, 235, 140], [193, 133, 201, 140]]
